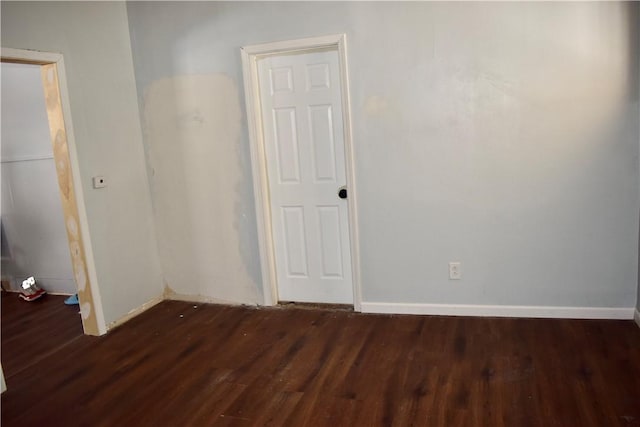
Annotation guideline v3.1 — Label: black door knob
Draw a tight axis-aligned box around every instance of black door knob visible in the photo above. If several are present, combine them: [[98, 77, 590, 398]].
[[338, 188, 348, 199]]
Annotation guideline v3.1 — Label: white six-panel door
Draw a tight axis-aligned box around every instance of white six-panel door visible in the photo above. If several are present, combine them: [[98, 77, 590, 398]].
[[257, 49, 353, 304]]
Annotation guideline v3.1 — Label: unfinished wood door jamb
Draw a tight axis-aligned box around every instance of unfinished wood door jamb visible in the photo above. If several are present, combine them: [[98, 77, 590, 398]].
[[1, 47, 106, 335]]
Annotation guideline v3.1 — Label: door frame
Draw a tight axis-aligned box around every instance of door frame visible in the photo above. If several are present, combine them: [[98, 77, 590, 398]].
[[1, 47, 106, 335], [241, 34, 362, 310]]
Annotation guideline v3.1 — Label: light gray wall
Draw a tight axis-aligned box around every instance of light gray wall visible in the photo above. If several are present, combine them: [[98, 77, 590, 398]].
[[1, 2, 163, 324], [127, 1, 640, 309], [1, 62, 76, 294]]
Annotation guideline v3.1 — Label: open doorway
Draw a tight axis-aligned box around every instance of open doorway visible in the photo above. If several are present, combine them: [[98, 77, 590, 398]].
[[1, 48, 106, 342], [1, 62, 77, 295], [1, 49, 105, 389], [1, 60, 86, 380], [1, 48, 105, 390]]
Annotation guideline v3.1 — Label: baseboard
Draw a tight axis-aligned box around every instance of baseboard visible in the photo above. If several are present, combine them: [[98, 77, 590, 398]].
[[360, 302, 635, 320], [107, 296, 164, 331], [634, 308, 640, 328], [165, 292, 257, 307], [43, 291, 74, 296], [1, 289, 73, 296], [106, 291, 258, 332]]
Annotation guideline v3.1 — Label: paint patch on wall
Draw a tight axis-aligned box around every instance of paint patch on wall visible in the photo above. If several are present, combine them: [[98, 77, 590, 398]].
[[142, 74, 259, 304], [363, 95, 389, 117]]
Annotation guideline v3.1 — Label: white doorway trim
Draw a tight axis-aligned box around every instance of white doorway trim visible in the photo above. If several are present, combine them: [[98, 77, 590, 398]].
[[1, 47, 107, 335], [241, 34, 362, 310]]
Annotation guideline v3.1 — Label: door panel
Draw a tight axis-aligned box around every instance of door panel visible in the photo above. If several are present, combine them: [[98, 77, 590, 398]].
[[258, 49, 353, 304], [317, 206, 343, 278], [272, 108, 301, 183], [281, 206, 308, 277], [270, 67, 294, 94], [306, 63, 331, 90], [308, 105, 337, 182]]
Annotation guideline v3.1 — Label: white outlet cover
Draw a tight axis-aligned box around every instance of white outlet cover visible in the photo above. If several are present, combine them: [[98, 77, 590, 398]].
[[449, 262, 461, 280]]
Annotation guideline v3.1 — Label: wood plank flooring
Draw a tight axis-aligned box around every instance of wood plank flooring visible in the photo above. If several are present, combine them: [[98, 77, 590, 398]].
[[2, 299, 640, 426], [1, 292, 83, 378]]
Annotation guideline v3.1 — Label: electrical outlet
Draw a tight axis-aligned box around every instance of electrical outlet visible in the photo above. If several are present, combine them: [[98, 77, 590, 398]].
[[449, 262, 461, 280]]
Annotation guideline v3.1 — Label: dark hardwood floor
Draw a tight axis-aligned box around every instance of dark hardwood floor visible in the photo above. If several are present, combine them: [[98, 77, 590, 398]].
[[1, 292, 83, 378], [2, 299, 640, 426]]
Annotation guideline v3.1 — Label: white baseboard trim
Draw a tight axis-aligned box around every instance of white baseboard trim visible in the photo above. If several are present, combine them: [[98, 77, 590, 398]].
[[107, 296, 164, 331], [360, 302, 635, 320], [634, 309, 640, 328]]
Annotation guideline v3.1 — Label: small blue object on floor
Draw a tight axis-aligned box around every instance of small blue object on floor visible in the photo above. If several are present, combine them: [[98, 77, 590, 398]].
[[64, 294, 79, 305]]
